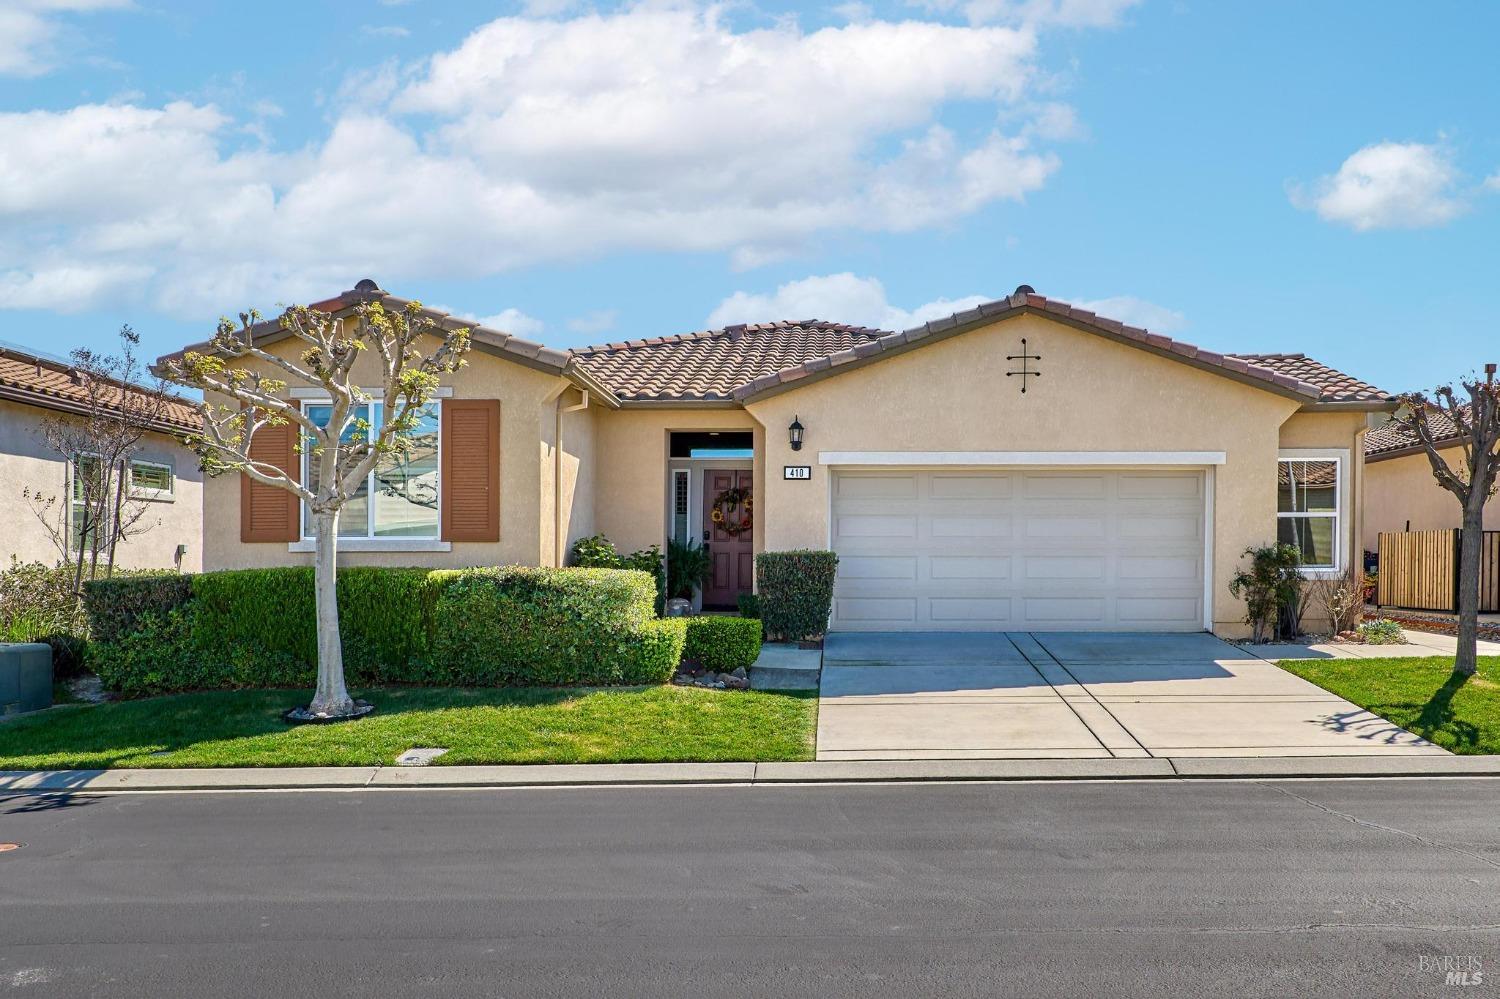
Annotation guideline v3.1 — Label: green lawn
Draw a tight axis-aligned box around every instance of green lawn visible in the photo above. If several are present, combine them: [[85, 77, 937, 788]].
[[1280, 656, 1500, 755], [0, 685, 818, 770]]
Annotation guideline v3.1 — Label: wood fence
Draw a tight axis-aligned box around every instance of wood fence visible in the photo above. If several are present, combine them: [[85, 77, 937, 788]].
[[1376, 529, 1500, 613]]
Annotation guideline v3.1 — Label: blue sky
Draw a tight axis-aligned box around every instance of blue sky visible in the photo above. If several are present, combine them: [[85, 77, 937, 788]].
[[1, 0, 1496, 393]]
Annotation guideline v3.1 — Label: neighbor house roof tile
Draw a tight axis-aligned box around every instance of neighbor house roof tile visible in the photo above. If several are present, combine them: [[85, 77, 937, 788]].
[[0, 344, 201, 433]]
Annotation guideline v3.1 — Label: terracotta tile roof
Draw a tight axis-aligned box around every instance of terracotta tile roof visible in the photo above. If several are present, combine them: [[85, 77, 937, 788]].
[[0, 343, 201, 433], [1224, 353, 1390, 403], [571, 320, 888, 402], [1365, 408, 1465, 458]]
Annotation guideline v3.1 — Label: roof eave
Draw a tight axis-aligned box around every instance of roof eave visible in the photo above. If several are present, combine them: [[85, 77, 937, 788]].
[[735, 301, 1326, 406], [0, 382, 199, 436], [1299, 399, 1399, 413]]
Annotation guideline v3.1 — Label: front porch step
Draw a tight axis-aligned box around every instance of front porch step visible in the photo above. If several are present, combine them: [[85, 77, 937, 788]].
[[749, 643, 823, 691]]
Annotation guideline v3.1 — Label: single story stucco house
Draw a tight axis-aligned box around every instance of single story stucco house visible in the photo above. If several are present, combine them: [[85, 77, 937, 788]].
[[164, 280, 1395, 639], [1363, 409, 1498, 553], [1, 342, 203, 572]]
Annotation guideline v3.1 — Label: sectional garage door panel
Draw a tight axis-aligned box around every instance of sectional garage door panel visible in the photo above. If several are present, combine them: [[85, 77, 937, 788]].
[[831, 469, 1205, 632]]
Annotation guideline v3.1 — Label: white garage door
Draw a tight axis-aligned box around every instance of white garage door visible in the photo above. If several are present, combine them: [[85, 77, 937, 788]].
[[830, 469, 1206, 632]]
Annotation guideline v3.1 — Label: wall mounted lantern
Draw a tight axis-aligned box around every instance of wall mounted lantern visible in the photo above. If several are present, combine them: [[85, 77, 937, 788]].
[[788, 416, 805, 452]]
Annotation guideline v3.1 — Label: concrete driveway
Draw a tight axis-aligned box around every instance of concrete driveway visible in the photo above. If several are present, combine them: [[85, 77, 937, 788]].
[[816, 632, 1446, 761]]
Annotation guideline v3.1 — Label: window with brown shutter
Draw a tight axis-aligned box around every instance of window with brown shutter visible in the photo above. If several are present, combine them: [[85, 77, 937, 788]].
[[441, 399, 500, 542], [240, 402, 300, 543]]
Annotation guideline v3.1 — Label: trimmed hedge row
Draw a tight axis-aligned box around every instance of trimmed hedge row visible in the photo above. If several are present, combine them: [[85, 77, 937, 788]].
[[82, 566, 686, 697], [756, 550, 839, 642], [683, 616, 762, 673]]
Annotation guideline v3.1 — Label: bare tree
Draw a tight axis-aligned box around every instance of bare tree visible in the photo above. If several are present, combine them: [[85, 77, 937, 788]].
[[160, 300, 469, 719], [1394, 365, 1500, 677], [22, 327, 173, 592]]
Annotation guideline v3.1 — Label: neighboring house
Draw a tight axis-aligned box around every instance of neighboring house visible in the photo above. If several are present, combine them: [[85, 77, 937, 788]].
[[0, 343, 204, 572], [1363, 410, 1499, 554], [164, 280, 1393, 638]]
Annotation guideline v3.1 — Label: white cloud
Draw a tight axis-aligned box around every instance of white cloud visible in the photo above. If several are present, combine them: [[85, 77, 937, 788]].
[[914, 0, 1140, 28], [1486, 172, 1500, 192], [708, 275, 1189, 336], [0, 0, 132, 77], [707, 273, 993, 331], [360, 24, 411, 38], [475, 308, 544, 338], [0, 3, 1104, 317], [566, 309, 618, 335], [1292, 141, 1466, 231], [1070, 294, 1186, 334]]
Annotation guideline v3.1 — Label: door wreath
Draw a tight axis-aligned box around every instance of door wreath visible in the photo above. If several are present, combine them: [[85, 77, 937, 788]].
[[710, 486, 753, 538]]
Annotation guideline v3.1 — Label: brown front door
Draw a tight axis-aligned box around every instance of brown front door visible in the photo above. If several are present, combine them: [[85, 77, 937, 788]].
[[702, 468, 752, 608]]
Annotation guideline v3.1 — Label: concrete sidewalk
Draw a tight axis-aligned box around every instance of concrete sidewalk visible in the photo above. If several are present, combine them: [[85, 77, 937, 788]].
[[1258, 627, 1500, 660], [5, 755, 1500, 793]]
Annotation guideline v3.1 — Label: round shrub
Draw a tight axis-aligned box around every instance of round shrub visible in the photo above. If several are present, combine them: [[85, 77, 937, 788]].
[[684, 616, 763, 673]]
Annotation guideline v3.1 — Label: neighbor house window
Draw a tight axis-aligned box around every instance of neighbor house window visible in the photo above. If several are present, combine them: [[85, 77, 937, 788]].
[[1277, 456, 1341, 570], [301, 400, 441, 539], [69, 454, 105, 553], [129, 458, 174, 500]]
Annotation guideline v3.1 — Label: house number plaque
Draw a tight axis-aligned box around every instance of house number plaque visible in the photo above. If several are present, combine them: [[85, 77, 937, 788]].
[[784, 466, 811, 480]]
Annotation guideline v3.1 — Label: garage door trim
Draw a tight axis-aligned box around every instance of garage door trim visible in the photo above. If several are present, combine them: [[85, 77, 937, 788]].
[[825, 460, 1216, 632]]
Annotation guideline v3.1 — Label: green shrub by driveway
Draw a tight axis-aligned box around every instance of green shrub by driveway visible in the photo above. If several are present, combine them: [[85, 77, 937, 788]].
[[683, 616, 763, 672], [0, 685, 817, 769], [1280, 655, 1500, 754], [755, 550, 838, 642]]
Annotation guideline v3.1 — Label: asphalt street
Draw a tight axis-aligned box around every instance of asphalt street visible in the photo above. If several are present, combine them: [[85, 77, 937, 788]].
[[2, 778, 1499, 998]]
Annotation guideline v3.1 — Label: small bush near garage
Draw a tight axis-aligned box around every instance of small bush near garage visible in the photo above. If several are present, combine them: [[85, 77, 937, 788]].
[[1358, 619, 1406, 645], [683, 616, 763, 673], [756, 550, 839, 642]]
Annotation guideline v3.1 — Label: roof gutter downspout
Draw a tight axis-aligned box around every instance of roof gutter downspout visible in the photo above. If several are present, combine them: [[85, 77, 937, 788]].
[[554, 388, 590, 566]]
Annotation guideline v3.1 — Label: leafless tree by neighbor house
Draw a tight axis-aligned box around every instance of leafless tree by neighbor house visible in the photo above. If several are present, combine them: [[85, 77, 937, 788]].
[[1394, 363, 1500, 677], [23, 326, 175, 593], [159, 298, 470, 720]]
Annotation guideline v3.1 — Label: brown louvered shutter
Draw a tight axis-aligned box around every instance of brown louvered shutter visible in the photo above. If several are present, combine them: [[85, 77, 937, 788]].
[[240, 401, 301, 542], [441, 399, 500, 542]]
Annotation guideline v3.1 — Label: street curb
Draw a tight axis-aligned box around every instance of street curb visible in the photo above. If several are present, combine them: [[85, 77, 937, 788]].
[[6, 755, 1500, 792]]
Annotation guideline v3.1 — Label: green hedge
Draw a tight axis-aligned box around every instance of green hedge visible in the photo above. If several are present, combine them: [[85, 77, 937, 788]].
[[82, 574, 194, 644], [684, 616, 763, 673], [84, 564, 683, 695], [756, 550, 839, 642]]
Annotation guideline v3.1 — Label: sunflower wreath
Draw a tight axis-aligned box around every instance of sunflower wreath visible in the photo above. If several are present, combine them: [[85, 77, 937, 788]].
[[710, 486, 753, 538]]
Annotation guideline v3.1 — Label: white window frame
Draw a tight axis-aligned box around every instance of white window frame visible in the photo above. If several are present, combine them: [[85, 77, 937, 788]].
[[68, 451, 108, 555], [297, 398, 443, 544], [128, 457, 175, 501], [1277, 448, 1347, 576]]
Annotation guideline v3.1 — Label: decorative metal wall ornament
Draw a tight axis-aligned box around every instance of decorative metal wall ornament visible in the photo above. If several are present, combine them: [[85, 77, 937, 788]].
[[1006, 337, 1041, 393]]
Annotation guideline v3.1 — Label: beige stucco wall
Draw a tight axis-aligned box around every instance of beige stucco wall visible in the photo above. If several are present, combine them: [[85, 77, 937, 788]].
[[201, 335, 572, 570], [592, 407, 764, 558], [0, 397, 203, 572], [544, 390, 598, 565], [742, 312, 1325, 637], [1364, 445, 1500, 552]]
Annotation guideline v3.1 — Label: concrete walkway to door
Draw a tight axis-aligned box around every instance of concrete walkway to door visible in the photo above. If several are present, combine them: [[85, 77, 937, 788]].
[[816, 632, 1447, 761]]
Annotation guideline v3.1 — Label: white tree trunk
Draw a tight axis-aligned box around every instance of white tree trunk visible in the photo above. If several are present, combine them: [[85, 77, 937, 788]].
[[308, 509, 354, 716]]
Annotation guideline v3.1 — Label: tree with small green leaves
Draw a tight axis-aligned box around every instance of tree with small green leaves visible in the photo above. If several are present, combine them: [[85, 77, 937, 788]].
[[160, 300, 470, 718]]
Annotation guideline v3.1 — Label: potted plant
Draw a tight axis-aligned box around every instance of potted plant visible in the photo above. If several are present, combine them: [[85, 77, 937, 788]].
[[666, 539, 712, 602]]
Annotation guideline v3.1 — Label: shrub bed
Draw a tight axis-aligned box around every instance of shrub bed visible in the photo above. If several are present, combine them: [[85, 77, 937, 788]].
[[683, 616, 763, 673], [756, 550, 839, 642], [82, 564, 684, 696]]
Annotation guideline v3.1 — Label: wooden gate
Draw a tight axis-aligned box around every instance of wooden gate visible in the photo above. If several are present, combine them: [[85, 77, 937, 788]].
[[1377, 529, 1500, 612]]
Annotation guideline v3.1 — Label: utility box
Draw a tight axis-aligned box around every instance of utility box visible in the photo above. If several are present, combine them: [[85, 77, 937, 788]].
[[0, 643, 52, 716]]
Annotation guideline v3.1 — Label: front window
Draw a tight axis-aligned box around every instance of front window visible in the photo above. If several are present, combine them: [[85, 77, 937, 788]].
[[1277, 458, 1340, 570], [302, 400, 441, 540]]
